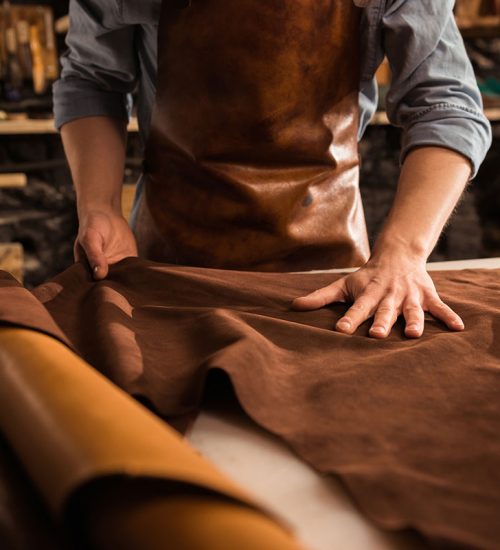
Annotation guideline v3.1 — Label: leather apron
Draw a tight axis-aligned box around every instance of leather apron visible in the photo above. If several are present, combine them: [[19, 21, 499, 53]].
[[135, 0, 371, 271]]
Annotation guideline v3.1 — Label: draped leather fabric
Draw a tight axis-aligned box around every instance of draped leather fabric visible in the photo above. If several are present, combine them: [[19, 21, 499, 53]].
[[135, 0, 371, 271], [0, 258, 499, 548]]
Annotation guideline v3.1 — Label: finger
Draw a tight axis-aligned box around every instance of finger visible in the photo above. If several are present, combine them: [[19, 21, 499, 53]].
[[427, 297, 465, 331], [336, 294, 379, 334], [80, 232, 108, 280], [73, 240, 85, 263], [402, 298, 425, 338], [369, 300, 399, 339], [291, 282, 346, 311]]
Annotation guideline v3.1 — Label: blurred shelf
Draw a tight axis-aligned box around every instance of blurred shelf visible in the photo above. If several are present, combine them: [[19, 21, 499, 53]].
[[122, 183, 137, 221], [129, 118, 139, 132], [371, 111, 390, 126], [1, 110, 500, 136], [457, 16, 500, 38], [0, 173, 27, 188], [0, 117, 139, 135], [0, 243, 23, 283], [476, 107, 499, 121], [0, 118, 56, 134]]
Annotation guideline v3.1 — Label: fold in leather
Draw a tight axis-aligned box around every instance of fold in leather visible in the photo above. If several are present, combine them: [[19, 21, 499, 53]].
[[0, 327, 302, 549], [0, 258, 499, 549], [0, 271, 71, 349]]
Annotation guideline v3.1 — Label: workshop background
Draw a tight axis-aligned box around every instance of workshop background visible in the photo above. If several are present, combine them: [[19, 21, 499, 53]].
[[0, 0, 499, 287]]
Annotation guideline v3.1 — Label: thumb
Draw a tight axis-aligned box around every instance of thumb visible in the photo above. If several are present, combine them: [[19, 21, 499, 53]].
[[80, 231, 109, 280]]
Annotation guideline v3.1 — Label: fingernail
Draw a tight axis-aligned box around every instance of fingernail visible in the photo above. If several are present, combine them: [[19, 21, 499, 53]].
[[337, 319, 351, 329], [370, 326, 385, 334], [407, 324, 419, 331]]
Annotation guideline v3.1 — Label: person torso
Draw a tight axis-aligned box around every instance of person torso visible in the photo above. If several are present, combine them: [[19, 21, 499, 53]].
[[119, 0, 381, 148], [133, 0, 371, 271]]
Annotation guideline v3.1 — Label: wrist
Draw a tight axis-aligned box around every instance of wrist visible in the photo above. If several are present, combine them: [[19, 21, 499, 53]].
[[370, 233, 430, 265], [77, 198, 122, 219]]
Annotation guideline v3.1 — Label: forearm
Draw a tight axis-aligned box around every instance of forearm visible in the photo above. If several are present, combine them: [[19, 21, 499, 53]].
[[61, 116, 128, 218], [371, 146, 473, 262]]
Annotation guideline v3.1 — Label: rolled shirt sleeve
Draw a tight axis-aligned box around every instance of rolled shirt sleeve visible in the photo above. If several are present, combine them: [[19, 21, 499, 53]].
[[383, 0, 492, 179], [53, 0, 138, 130]]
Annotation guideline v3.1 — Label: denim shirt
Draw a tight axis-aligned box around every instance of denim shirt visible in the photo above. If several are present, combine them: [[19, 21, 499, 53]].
[[53, 0, 492, 178]]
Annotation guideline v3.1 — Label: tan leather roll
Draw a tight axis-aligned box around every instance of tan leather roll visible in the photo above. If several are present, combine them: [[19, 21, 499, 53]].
[[0, 328, 303, 549]]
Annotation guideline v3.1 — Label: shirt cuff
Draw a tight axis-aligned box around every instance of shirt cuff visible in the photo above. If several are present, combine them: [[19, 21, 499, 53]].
[[400, 104, 492, 180], [53, 78, 132, 131]]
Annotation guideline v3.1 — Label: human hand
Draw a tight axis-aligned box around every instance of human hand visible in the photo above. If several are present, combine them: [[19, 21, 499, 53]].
[[74, 209, 138, 280], [291, 253, 465, 339]]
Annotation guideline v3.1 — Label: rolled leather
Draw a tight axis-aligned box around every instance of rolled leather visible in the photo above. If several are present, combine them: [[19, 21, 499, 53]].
[[0, 327, 303, 549]]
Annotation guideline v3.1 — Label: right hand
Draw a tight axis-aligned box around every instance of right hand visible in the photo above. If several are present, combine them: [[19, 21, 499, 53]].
[[74, 209, 138, 280]]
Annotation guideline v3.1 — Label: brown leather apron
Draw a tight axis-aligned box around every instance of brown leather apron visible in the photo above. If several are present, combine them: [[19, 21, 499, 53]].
[[135, 0, 371, 271]]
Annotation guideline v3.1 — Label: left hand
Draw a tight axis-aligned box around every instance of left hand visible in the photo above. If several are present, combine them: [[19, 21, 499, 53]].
[[291, 253, 465, 339]]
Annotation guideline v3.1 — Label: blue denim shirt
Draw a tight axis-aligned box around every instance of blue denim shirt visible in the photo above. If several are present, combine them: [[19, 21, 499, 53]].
[[53, 0, 492, 178]]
